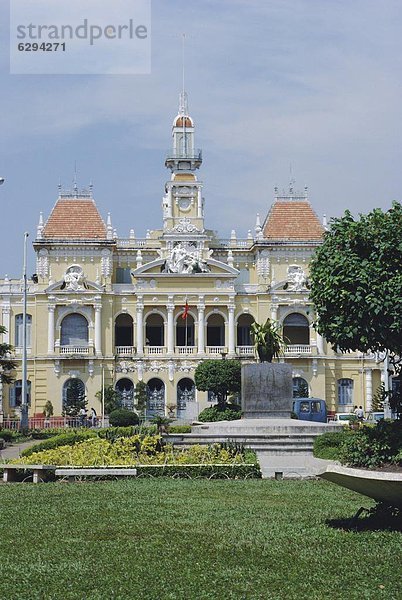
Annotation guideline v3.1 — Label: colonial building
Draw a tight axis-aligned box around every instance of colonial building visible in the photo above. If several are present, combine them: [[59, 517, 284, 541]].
[[0, 92, 383, 421]]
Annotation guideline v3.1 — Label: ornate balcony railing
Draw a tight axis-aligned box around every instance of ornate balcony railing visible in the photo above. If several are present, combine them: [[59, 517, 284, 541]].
[[284, 345, 312, 355], [236, 346, 255, 356], [206, 346, 228, 355], [176, 346, 196, 355], [60, 346, 90, 355], [115, 346, 135, 356], [144, 346, 166, 355]]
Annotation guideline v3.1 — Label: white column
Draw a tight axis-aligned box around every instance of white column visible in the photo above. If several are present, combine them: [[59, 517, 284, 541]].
[[47, 305, 55, 354], [228, 305, 235, 356], [365, 368, 373, 412], [197, 188, 203, 218], [136, 300, 144, 355], [2, 305, 10, 344], [167, 303, 174, 355], [94, 304, 102, 355], [167, 188, 173, 217], [270, 304, 278, 322], [316, 332, 324, 355], [197, 302, 205, 355]]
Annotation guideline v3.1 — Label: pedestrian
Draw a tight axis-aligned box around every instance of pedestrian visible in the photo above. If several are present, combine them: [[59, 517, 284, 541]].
[[356, 406, 364, 420], [79, 406, 87, 426], [90, 407, 97, 428]]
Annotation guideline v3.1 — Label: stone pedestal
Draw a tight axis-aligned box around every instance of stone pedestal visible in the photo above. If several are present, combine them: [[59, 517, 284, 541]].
[[241, 363, 293, 418]]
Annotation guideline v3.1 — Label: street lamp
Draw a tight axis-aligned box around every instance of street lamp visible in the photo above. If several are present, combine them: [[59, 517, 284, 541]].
[[0, 177, 5, 185], [20, 232, 29, 430]]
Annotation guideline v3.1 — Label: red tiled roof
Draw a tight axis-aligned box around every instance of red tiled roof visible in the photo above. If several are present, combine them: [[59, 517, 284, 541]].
[[42, 198, 107, 239], [263, 200, 324, 241]]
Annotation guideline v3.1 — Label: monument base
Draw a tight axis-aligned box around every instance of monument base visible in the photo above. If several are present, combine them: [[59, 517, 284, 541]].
[[241, 362, 293, 419]]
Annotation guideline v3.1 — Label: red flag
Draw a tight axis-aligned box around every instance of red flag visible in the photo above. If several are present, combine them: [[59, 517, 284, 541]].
[[181, 300, 189, 319]]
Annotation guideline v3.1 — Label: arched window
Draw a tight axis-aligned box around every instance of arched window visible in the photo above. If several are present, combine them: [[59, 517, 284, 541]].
[[15, 314, 32, 347], [145, 314, 164, 346], [61, 314, 89, 347], [338, 378, 354, 405], [237, 314, 254, 346], [292, 377, 309, 398], [283, 313, 310, 345], [9, 380, 31, 407], [115, 314, 133, 347], [115, 378, 134, 410], [177, 378, 196, 419], [146, 378, 165, 416], [207, 314, 225, 347], [62, 378, 86, 415], [176, 314, 195, 347]]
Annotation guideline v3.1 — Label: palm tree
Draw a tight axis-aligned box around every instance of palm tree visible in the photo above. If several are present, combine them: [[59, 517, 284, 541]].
[[250, 319, 286, 363]]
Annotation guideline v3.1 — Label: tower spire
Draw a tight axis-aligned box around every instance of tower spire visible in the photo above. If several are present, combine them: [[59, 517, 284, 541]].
[[179, 33, 188, 115]]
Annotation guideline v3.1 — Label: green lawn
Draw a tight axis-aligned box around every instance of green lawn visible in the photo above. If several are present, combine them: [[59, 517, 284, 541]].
[[0, 480, 400, 600]]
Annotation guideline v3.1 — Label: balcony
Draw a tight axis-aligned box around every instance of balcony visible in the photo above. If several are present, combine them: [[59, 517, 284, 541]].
[[236, 346, 255, 357], [284, 345, 312, 355], [176, 346, 197, 355], [206, 346, 228, 356], [60, 345, 91, 356], [115, 346, 135, 357], [144, 346, 166, 356]]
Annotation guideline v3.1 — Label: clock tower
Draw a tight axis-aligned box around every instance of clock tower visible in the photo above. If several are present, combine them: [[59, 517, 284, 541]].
[[163, 92, 205, 233]]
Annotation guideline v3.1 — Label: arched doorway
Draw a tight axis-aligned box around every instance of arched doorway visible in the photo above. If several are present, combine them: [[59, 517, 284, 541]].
[[283, 313, 310, 345], [176, 378, 196, 420], [115, 314, 133, 348], [237, 314, 255, 347], [61, 314, 89, 348], [62, 378, 86, 416], [146, 378, 165, 416], [207, 313, 225, 348], [115, 378, 135, 410], [292, 377, 309, 398], [146, 314, 164, 347], [176, 314, 195, 347]]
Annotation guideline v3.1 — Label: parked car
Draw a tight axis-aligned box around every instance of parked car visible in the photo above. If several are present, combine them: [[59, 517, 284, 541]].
[[333, 412, 355, 423], [293, 398, 327, 423]]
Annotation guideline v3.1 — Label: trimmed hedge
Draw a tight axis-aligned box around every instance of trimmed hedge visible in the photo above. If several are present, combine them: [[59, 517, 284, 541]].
[[134, 464, 261, 479], [168, 425, 192, 434], [0, 429, 23, 443], [21, 430, 97, 457], [198, 404, 241, 423]]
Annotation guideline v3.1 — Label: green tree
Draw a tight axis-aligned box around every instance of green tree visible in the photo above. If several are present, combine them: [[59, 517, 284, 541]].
[[250, 319, 286, 362], [62, 380, 87, 417], [95, 385, 121, 415], [134, 381, 148, 416], [0, 325, 16, 385], [310, 203, 402, 389], [195, 360, 241, 407]]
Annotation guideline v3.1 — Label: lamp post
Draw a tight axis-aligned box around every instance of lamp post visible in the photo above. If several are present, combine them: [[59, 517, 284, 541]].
[[0, 178, 5, 185], [20, 232, 29, 430]]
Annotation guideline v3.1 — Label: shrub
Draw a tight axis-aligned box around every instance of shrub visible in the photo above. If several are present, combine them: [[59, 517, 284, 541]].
[[135, 464, 261, 479], [198, 404, 241, 423], [21, 430, 97, 457], [29, 428, 77, 440], [168, 425, 192, 434], [339, 420, 402, 468], [313, 430, 349, 460], [0, 429, 22, 443], [109, 409, 139, 427]]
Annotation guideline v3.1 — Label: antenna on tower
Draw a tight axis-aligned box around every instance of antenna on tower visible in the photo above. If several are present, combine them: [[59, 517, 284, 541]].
[[73, 161, 78, 196], [179, 33, 188, 115]]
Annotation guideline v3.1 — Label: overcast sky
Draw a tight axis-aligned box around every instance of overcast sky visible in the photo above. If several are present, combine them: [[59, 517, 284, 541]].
[[1, 0, 402, 275]]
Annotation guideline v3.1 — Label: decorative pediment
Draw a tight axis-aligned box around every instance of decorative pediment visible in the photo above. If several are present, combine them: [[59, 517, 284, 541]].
[[45, 265, 104, 293], [132, 257, 239, 277], [271, 265, 310, 293]]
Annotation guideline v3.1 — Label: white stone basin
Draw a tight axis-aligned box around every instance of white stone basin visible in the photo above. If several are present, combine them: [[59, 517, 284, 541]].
[[319, 464, 402, 507]]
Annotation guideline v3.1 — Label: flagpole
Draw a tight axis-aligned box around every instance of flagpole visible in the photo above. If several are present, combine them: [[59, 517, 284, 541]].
[[185, 296, 188, 349]]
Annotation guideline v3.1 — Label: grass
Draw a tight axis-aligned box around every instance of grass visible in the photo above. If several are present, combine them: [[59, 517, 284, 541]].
[[0, 480, 401, 600]]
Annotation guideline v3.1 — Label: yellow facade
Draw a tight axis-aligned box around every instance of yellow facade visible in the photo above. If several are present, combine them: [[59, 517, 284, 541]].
[[0, 95, 383, 421]]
